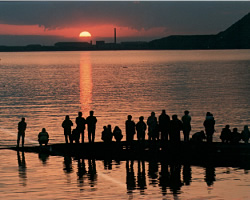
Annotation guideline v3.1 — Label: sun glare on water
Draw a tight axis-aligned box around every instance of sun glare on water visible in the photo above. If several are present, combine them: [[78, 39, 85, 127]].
[[79, 31, 91, 37]]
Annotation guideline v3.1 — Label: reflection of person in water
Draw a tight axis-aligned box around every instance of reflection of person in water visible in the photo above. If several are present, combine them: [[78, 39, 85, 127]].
[[159, 160, 170, 196], [87, 159, 97, 187], [38, 152, 49, 165], [183, 164, 192, 186], [126, 160, 136, 193], [77, 158, 87, 188], [204, 165, 216, 186], [63, 155, 73, 173], [148, 159, 159, 186], [17, 150, 27, 186], [169, 164, 183, 195], [137, 160, 147, 193]]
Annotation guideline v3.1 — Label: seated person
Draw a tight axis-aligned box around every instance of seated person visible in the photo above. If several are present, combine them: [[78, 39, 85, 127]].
[[38, 128, 49, 146], [101, 126, 113, 143], [70, 128, 80, 144], [113, 126, 123, 142], [191, 131, 206, 142], [230, 128, 242, 144], [220, 125, 231, 143]]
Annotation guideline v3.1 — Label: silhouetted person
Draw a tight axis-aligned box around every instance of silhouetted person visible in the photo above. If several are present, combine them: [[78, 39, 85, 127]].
[[86, 111, 97, 143], [71, 128, 80, 143], [230, 128, 241, 144], [113, 126, 123, 142], [126, 115, 136, 147], [220, 125, 231, 143], [241, 125, 250, 144], [182, 110, 191, 142], [38, 128, 49, 146], [62, 115, 73, 144], [191, 131, 206, 142], [101, 126, 112, 143], [147, 112, 158, 140], [17, 117, 27, 148], [159, 110, 170, 142], [136, 116, 147, 141], [169, 115, 183, 143], [203, 112, 215, 143], [75, 112, 86, 143]]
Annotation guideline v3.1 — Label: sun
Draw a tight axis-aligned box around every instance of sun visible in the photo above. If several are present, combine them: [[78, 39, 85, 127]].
[[79, 31, 91, 37]]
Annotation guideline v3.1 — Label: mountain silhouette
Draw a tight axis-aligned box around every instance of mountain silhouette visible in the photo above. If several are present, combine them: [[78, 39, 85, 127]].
[[149, 12, 250, 49]]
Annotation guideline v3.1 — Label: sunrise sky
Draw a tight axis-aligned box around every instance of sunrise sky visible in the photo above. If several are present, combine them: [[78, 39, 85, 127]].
[[0, 1, 250, 46]]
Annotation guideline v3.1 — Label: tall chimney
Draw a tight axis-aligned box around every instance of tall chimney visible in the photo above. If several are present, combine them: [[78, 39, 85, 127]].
[[114, 28, 116, 44]]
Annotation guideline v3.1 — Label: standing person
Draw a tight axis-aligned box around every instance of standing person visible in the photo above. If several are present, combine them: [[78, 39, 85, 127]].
[[125, 115, 136, 147], [38, 128, 49, 146], [86, 111, 97, 143], [62, 115, 73, 144], [17, 118, 27, 148], [182, 110, 191, 142], [169, 115, 183, 143], [241, 125, 250, 144], [203, 112, 215, 143], [136, 116, 147, 141], [159, 110, 170, 142], [147, 112, 158, 141], [76, 112, 86, 144]]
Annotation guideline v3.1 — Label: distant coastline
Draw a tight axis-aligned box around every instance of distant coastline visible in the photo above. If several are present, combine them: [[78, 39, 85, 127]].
[[1, 12, 249, 52]]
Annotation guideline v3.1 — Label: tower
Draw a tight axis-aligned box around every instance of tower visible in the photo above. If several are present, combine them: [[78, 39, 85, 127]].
[[114, 28, 116, 44]]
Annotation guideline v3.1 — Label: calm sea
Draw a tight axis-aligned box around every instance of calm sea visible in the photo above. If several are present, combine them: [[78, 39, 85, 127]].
[[0, 50, 250, 199]]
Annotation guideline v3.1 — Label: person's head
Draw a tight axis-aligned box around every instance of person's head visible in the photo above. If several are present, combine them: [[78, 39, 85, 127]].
[[184, 110, 189, 115], [225, 125, 230, 129], [172, 115, 178, 120], [65, 115, 70, 120], [103, 126, 106, 130], [233, 128, 238, 132], [128, 115, 132, 120], [108, 125, 111, 130], [42, 128, 46, 132], [206, 112, 211, 116], [151, 112, 155, 117], [21, 117, 25, 122], [90, 111, 94, 116], [78, 112, 82, 117], [139, 116, 144, 121], [162, 110, 166, 114], [244, 125, 249, 131]]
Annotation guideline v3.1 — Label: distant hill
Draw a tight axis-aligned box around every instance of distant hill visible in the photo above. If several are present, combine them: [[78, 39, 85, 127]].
[[149, 12, 250, 49]]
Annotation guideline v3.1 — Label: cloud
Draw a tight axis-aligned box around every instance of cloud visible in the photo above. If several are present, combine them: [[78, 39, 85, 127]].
[[0, 1, 250, 35]]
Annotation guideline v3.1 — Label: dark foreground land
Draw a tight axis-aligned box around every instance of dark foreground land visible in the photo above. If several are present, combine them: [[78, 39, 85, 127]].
[[7, 141, 250, 168]]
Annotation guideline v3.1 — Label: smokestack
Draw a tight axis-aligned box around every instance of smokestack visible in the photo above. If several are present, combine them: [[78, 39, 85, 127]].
[[114, 28, 116, 44]]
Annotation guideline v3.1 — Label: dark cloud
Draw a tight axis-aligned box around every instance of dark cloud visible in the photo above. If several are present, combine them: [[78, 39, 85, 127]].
[[0, 1, 250, 35]]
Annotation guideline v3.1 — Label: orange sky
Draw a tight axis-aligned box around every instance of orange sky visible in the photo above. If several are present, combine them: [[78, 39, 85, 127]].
[[0, 23, 166, 41]]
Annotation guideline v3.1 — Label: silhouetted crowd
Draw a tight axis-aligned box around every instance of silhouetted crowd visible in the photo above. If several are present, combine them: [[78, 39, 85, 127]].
[[16, 110, 249, 148]]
